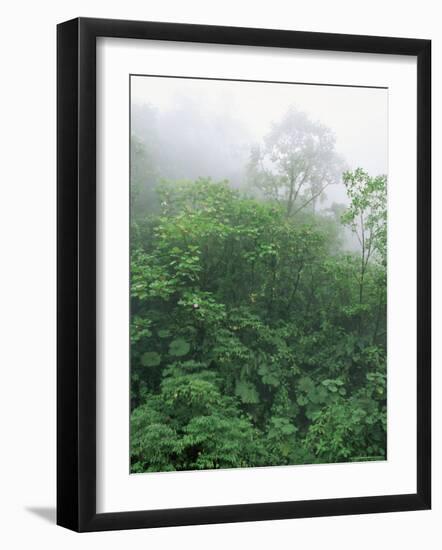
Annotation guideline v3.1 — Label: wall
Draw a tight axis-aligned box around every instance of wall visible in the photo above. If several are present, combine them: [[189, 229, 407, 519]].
[[0, 1, 439, 548]]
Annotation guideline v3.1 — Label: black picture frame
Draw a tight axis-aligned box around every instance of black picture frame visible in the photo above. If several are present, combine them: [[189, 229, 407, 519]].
[[57, 17, 431, 532]]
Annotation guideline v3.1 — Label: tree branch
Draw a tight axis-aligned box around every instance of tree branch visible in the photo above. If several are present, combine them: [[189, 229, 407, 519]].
[[292, 182, 331, 216]]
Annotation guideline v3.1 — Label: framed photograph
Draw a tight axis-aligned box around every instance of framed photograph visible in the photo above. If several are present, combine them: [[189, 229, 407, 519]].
[[57, 17, 431, 532]]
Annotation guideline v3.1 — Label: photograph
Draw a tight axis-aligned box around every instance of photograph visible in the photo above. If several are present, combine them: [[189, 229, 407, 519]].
[[129, 75, 388, 474], [0, 1, 434, 542]]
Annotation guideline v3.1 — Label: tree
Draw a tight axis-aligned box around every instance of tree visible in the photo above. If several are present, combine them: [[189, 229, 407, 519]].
[[247, 108, 345, 216], [130, 135, 159, 218], [341, 168, 387, 304], [130, 177, 387, 472]]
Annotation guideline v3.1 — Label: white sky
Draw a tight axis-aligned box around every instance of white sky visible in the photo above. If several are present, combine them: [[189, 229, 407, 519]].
[[132, 75, 388, 178]]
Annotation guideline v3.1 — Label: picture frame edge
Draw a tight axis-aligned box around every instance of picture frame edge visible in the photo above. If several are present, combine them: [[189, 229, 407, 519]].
[[56, 17, 431, 533]]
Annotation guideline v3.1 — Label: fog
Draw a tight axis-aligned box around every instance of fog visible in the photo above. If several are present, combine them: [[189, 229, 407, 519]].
[[131, 75, 388, 208]]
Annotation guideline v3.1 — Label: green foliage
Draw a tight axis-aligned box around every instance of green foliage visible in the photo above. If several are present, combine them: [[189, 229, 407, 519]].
[[141, 351, 161, 367], [342, 168, 387, 265], [169, 338, 191, 357], [235, 380, 260, 404], [130, 173, 387, 473]]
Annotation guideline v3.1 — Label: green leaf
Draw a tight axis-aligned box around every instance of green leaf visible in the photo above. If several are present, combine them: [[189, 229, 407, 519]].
[[297, 395, 308, 406], [235, 381, 260, 404], [169, 338, 191, 357], [299, 377, 315, 393], [141, 351, 161, 367]]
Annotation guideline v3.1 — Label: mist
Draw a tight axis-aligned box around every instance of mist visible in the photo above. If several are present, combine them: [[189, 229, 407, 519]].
[[131, 75, 387, 211]]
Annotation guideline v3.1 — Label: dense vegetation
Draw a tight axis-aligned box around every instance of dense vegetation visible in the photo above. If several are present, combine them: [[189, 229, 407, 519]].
[[130, 108, 387, 473]]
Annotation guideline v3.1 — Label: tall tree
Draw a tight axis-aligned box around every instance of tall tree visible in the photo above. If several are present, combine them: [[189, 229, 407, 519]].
[[341, 168, 387, 304], [247, 108, 345, 216]]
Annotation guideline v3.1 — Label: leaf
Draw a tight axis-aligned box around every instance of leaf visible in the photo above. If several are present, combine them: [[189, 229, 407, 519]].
[[169, 338, 191, 357], [157, 329, 171, 338], [262, 373, 280, 387], [297, 395, 308, 406], [235, 381, 259, 404], [258, 364, 280, 387], [141, 351, 161, 367], [299, 377, 314, 393]]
